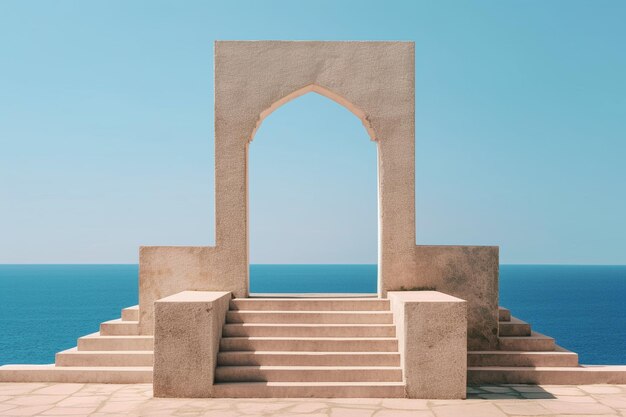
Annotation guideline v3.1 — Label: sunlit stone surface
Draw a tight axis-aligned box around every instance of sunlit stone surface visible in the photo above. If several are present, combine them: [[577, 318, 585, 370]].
[[1, 382, 626, 416]]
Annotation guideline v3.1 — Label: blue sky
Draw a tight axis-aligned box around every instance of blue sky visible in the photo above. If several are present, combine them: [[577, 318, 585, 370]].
[[0, 1, 624, 264]]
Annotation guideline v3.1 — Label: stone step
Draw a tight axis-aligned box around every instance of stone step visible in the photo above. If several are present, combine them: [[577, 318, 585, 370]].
[[0, 364, 152, 383], [220, 337, 398, 352], [217, 351, 401, 367], [498, 306, 511, 322], [212, 381, 406, 398], [121, 305, 139, 321], [222, 323, 396, 338], [468, 365, 626, 385], [468, 346, 579, 367], [498, 317, 531, 337], [55, 347, 154, 367], [100, 319, 139, 336], [77, 332, 154, 351], [215, 365, 403, 383], [226, 311, 393, 324], [498, 331, 555, 351], [230, 298, 389, 311]]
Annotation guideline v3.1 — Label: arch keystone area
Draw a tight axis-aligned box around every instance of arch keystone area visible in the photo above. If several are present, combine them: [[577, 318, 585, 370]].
[[250, 84, 378, 142]]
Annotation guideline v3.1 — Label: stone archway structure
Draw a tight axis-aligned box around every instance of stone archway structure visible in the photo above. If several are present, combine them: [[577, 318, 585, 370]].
[[139, 41, 499, 352], [215, 41, 416, 298]]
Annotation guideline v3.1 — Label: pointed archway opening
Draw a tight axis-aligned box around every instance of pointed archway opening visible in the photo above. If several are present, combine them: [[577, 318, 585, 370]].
[[248, 88, 379, 296]]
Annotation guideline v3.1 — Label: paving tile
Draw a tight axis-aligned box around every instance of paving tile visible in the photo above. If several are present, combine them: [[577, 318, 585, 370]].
[[56, 394, 109, 407], [0, 384, 47, 396], [4, 395, 66, 406], [31, 384, 84, 396], [479, 394, 522, 399], [512, 386, 548, 393], [40, 407, 97, 415], [432, 403, 507, 417], [0, 405, 54, 416], [199, 411, 240, 417], [329, 408, 374, 417], [287, 402, 328, 413], [466, 387, 483, 394], [98, 400, 146, 413], [481, 386, 514, 393], [595, 395, 626, 409], [580, 386, 624, 394], [542, 387, 586, 396], [380, 398, 429, 410], [374, 410, 434, 417], [554, 395, 598, 403], [236, 401, 294, 412], [497, 402, 552, 416], [272, 414, 328, 417], [539, 400, 616, 415], [520, 392, 555, 399]]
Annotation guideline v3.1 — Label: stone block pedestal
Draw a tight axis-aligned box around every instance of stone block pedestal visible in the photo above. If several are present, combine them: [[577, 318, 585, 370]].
[[389, 291, 467, 399], [153, 291, 231, 398]]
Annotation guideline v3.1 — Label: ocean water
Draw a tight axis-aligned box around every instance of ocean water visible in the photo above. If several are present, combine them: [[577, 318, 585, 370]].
[[0, 264, 624, 365]]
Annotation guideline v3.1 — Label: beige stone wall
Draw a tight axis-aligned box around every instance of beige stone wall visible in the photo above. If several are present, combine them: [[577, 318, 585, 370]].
[[138, 246, 242, 334], [153, 291, 231, 398], [405, 245, 500, 350], [389, 291, 467, 399]]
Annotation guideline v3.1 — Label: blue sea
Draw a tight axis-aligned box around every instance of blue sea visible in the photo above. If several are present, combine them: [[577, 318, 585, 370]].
[[0, 264, 624, 365]]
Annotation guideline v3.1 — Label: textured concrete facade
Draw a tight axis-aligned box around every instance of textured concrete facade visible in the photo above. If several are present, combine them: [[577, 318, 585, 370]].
[[389, 291, 467, 399], [410, 245, 499, 350], [139, 246, 238, 334], [153, 291, 231, 398]]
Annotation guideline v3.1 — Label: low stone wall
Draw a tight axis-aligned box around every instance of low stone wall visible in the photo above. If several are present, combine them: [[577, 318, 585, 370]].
[[390, 246, 499, 350], [138, 246, 245, 334], [389, 291, 467, 399], [153, 291, 231, 398]]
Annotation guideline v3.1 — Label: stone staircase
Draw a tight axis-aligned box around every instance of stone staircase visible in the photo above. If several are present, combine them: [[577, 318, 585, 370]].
[[467, 306, 626, 384], [212, 298, 406, 398], [0, 305, 153, 383], [2, 301, 625, 388]]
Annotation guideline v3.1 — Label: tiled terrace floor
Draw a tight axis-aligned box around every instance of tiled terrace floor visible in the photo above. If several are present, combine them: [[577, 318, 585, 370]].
[[0, 383, 625, 416]]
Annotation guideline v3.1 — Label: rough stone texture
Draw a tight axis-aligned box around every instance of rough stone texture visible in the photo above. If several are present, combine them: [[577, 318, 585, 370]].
[[389, 291, 467, 399], [400, 245, 500, 350], [153, 291, 231, 398], [215, 41, 417, 298], [139, 246, 240, 334]]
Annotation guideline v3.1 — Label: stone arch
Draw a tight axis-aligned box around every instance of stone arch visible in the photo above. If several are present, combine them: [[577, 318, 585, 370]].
[[249, 84, 377, 142], [213, 41, 416, 297]]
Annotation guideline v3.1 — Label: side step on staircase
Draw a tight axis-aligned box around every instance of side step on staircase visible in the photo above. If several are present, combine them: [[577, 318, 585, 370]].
[[468, 306, 626, 384], [0, 306, 153, 383]]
